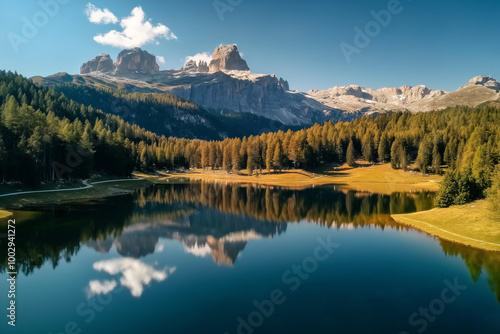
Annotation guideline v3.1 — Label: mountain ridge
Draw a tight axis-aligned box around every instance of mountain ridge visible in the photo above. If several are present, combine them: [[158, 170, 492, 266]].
[[34, 45, 500, 126]]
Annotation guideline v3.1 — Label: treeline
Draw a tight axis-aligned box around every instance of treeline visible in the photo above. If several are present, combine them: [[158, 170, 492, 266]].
[[1, 71, 499, 208]]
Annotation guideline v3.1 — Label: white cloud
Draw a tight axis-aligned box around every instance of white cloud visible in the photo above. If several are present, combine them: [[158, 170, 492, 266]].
[[185, 52, 212, 66], [156, 56, 166, 64], [86, 3, 118, 24], [93, 258, 175, 297], [88, 280, 118, 297], [92, 6, 177, 48]]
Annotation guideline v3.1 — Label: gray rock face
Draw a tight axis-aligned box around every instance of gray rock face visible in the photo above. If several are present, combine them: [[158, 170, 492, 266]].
[[183, 60, 198, 72], [209, 44, 250, 72], [80, 54, 114, 74], [184, 60, 209, 73], [198, 61, 209, 73], [160, 71, 330, 125], [114, 48, 159, 74], [279, 78, 290, 91]]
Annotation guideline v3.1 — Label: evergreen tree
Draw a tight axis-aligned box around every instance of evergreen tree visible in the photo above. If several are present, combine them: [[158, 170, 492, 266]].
[[400, 145, 410, 172], [201, 142, 209, 169], [362, 132, 374, 162], [240, 137, 248, 171], [472, 144, 492, 190], [222, 143, 231, 172], [416, 136, 432, 173], [444, 137, 458, 169], [2, 96, 20, 131], [347, 139, 356, 167], [436, 171, 459, 208], [432, 145, 442, 175], [266, 139, 274, 172], [390, 139, 401, 169], [232, 139, 241, 174], [273, 139, 284, 172], [209, 141, 217, 170], [246, 141, 258, 176]]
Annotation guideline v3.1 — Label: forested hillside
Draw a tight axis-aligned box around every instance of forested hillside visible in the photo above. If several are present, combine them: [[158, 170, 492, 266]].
[[52, 84, 295, 140], [1, 71, 499, 209], [0, 71, 177, 185]]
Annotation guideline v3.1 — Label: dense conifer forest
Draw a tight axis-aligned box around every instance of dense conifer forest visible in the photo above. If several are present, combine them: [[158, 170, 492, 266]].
[[1, 71, 499, 208], [54, 84, 296, 140]]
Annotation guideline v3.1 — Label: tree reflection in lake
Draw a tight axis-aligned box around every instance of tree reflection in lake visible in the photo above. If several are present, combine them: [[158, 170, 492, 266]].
[[135, 183, 435, 225]]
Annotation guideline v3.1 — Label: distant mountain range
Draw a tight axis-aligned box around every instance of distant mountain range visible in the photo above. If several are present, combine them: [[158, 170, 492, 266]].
[[32, 44, 500, 130]]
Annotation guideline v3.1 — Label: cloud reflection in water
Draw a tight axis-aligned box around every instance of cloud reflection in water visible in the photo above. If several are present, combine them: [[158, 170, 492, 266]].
[[90, 258, 175, 297]]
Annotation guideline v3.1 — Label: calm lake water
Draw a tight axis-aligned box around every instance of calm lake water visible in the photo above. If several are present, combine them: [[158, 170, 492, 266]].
[[1, 183, 500, 334]]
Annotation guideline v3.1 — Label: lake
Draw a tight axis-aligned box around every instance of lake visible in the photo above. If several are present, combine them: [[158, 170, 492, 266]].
[[1, 182, 499, 334]]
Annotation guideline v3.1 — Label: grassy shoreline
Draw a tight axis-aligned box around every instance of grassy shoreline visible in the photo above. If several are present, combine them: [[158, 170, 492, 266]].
[[392, 200, 500, 252], [0, 179, 152, 210], [138, 163, 441, 194]]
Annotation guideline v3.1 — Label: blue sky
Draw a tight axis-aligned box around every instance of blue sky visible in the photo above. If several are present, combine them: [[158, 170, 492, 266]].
[[1, 0, 499, 92]]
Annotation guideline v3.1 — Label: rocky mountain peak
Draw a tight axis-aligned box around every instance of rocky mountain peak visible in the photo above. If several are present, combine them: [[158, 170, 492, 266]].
[[80, 54, 114, 74], [470, 75, 495, 85], [209, 44, 250, 73], [406, 85, 432, 99], [468, 76, 500, 91], [114, 48, 159, 74], [279, 78, 290, 91], [80, 49, 160, 75]]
